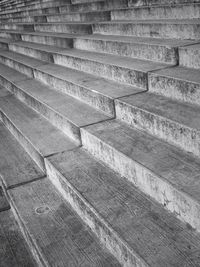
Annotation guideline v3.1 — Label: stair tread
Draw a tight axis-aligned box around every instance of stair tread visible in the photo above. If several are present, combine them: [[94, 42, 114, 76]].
[[0, 120, 44, 189], [38, 62, 144, 97], [0, 50, 47, 68], [151, 65, 200, 84], [0, 209, 36, 267], [76, 33, 196, 47], [0, 94, 77, 157], [55, 48, 170, 71], [82, 119, 200, 204], [8, 178, 121, 267], [117, 91, 200, 130], [97, 18, 200, 24], [0, 186, 10, 212], [47, 147, 200, 267], [0, 49, 144, 97]]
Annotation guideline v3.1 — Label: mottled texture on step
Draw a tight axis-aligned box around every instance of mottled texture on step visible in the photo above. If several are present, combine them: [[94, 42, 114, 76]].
[[0, 187, 10, 212], [179, 43, 200, 69], [149, 66, 200, 106], [53, 49, 168, 88], [0, 95, 77, 170], [74, 35, 193, 64], [46, 147, 200, 267], [0, 121, 43, 189], [0, 23, 34, 31], [46, 10, 111, 23], [8, 179, 121, 267], [9, 41, 64, 63], [128, 0, 200, 6], [34, 63, 143, 116], [112, 4, 200, 20], [81, 120, 200, 231], [21, 32, 74, 48], [34, 22, 92, 34], [0, 84, 12, 97], [116, 92, 200, 156], [93, 20, 200, 39], [0, 209, 36, 267], [0, 50, 47, 78]]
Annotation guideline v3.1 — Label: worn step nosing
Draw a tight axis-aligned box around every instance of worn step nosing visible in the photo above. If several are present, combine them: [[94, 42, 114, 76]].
[[80, 128, 200, 231], [45, 158, 149, 267]]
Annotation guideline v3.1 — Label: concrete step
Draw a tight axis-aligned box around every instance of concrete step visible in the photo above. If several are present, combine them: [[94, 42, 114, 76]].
[[0, 208, 37, 267], [0, 23, 34, 32], [0, 50, 144, 115], [116, 91, 200, 157], [60, 0, 128, 13], [52, 48, 169, 88], [0, 186, 10, 212], [0, 0, 70, 13], [128, 0, 200, 7], [6, 41, 170, 87], [81, 119, 200, 231], [179, 43, 200, 69], [36, 10, 111, 23], [74, 34, 196, 64], [0, 94, 77, 170], [93, 19, 200, 40], [148, 66, 200, 106], [7, 178, 120, 267], [0, 63, 111, 144], [112, 3, 200, 20], [0, 119, 44, 189], [0, 37, 14, 49], [0, 22, 93, 34], [0, 30, 76, 48], [45, 146, 200, 266]]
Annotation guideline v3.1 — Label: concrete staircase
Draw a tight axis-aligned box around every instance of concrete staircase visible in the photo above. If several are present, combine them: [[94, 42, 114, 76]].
[[0, 0, 200, 266]]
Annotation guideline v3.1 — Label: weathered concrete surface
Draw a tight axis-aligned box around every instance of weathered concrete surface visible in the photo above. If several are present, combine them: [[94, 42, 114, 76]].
[[0, 186, 10, 212], [0, 209, 36, 267], [81, 119, 200, 231], [8, 178, 121, 267], [0, 121, 43, 189], [148, 66, 200, 106], [46, 147, 200, 267], [93, 20, 200, 39], [0, 95, 78, 170], [179, 43, 200, 69], [115, 92, 200, 157]]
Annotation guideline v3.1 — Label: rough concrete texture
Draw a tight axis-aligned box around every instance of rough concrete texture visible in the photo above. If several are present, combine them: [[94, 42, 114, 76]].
[[0, 0, 200, 266]]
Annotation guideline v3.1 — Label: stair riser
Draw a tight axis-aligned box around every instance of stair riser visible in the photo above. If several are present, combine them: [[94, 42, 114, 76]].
[[115, 100, 200, 157], [148, 73, 200, 106], [0, 55, 34, 78], [21, 34, 73, 48], [112, 4, 200, 20], [0, 24, 34, 32], [0, 109, 45, 171], [53, 54, 147, 89], [93, 23, 200, 40], [0, 32, 22, 41], [34, 23, 92, 34], [45, 159, 145, 267], [9, 44, 54, 63], [0, 17, 36, 23], [74, 38, 178, 64], [0, 77, 81, 144], [45, 12, 111, 23], [81, 128, 200, 231], [179, 46, 200, 69], [0, 42, 9, 50], [128, 0, 200, 6], [33, 69, 115, 116]]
